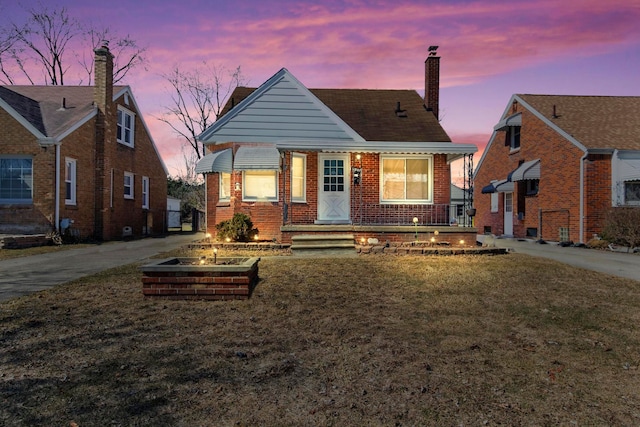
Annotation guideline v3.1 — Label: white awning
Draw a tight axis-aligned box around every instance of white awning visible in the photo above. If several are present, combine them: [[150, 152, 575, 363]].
[[481, 179, 514, 194], [509, 159, 540, 181], [494, 113, 522, 131], [234, 145, 281, 170], [195, 149, 232, 174]]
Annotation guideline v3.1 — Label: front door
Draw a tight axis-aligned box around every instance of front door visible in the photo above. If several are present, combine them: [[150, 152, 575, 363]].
[[504, 192, 513, 236], [317, 154, 350, 224]]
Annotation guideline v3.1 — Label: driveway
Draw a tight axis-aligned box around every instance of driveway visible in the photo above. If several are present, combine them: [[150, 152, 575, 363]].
[[0, 233, 199, 302], [488, 237, 640, 282]]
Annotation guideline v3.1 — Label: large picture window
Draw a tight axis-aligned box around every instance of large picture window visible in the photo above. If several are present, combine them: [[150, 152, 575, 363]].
[[65, 158, 77, 205], [117, 106, 135, 147], [291, 153, 306, 202], [380, 156, 432, 203], [0, 157, 33, 204], [243, 170, 277, 201]]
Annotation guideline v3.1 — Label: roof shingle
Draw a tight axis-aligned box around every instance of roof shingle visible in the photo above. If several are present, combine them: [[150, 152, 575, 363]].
[[519, 94, 640, 151]]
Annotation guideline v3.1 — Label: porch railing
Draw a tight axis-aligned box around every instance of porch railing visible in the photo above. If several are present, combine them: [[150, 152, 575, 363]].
[[354, 203, 470, 226]]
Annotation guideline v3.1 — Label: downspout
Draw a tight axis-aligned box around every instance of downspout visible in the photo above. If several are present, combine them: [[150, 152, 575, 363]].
[[579, 150, 588, 244], [55, 142, 61, 232]]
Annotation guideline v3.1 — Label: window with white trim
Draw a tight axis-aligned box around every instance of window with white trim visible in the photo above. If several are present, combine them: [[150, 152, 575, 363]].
[[490, 192, 498, 213], [291, 153, 306, 202], [506, 126, 521, 150], [219, 172, 230, 201], [117, 106, 135, 147], [65, 158, 77, 205], [141, 176, 149, 209], [0, 157, 33, 204], [124, 172, 134, 199], [380, 155, 432, 203], [625, 181, 640, 205], [243, 170, 278, 201]]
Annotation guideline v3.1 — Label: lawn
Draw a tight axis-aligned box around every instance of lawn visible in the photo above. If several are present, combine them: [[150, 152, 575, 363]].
[[1, 251, 639, 426]]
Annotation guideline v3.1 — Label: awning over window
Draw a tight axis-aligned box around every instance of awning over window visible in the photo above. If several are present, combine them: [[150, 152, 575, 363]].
[[493, 113, 522, 131], [481, 179, 514, 194], [234, 145, 281, 171], [195, 149, 232, 174], [508, 159, 540, 181]]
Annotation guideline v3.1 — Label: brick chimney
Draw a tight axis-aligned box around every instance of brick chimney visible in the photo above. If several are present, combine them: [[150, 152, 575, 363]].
[[424, 46, 440, 120], [93, 40, 114, 241], [94, 40, 113, 113]]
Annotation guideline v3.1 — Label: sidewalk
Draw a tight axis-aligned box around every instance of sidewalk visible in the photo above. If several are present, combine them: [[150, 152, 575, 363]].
[[487, 236, 640, 282], [0, 233, 200, 302]]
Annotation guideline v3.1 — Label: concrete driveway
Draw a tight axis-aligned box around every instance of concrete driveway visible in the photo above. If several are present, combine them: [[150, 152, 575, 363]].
[[488, 237, 640, 282], [0, 233, 200, 302]]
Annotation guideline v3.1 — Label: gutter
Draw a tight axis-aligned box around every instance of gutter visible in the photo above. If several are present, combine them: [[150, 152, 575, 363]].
[[39, 138, 61, 232], [579, 151, 587, 244]]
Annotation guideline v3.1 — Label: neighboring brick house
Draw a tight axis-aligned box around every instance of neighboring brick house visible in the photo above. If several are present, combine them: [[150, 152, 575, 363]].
[[196, 51, 477, 243], [474, 94, 640, 244], [0, 43, 168, 240]]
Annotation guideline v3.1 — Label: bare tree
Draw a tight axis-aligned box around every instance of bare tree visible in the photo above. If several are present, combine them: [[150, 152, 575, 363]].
[[76, 26, 147, 85], [0, 3, 146, 85], [157, 63, 246, 161]]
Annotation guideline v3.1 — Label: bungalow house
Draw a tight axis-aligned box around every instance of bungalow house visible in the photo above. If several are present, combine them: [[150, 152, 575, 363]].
[[474, 94, 640, 244], [0, 42, 168, 241], [195, 50, 477, 244]]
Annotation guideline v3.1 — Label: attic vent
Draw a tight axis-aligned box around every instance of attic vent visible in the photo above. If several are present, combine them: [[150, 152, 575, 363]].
[[395, 101, 407, 118], [552, 104, 559, 119], [57, 97, 67, 111]]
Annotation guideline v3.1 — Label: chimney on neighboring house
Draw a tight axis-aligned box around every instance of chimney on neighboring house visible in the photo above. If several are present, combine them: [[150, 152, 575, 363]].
[[94, 40, 113, 113], [425, 45, 440, 120], [93, 40, 114, 241]]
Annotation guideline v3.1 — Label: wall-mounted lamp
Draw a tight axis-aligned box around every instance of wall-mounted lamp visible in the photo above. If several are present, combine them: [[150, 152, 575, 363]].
[[234, 182, 241, 191], [353, 167, 362, 185]]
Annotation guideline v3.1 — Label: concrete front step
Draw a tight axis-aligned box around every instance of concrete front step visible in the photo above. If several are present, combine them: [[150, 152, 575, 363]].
[[290, 234, 356, 256]]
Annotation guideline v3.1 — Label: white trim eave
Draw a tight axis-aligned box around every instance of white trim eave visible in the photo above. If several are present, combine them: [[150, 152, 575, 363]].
[[274, 139, 477, 155], [513, 95, 588, 153], [198, 68, 365, 144], [476, 94, 590, 175], [0, 96, 48, 139], [57, 108, 97, 142]]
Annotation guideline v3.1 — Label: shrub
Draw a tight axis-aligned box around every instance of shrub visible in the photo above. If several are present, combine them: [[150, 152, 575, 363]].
[[215, 213, 259, 242], [600, 207, 640, 252]]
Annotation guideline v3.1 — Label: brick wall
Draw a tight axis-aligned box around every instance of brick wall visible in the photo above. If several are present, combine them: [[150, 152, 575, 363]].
[[475, 100, 598, 243], [205, 148, 455, 242], [0, 108, 56, 234]]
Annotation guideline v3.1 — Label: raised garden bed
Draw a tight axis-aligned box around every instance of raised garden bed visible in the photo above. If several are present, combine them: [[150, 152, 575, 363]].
[[141, 257, 260, 300]]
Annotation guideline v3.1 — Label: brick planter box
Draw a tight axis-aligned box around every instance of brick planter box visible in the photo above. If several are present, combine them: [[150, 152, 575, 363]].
[[141, 257, 260, 301]]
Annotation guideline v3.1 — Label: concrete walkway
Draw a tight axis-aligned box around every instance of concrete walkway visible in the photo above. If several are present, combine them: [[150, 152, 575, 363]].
[[487, 237, 640, 282], [0, 233, 200, 302]]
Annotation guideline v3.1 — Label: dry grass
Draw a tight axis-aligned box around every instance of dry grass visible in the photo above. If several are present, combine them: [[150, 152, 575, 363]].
[[0, 243, 94, 261], [1, 251, 640, 426]]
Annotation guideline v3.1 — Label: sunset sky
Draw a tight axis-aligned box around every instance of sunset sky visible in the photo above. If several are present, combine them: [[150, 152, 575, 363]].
[[2, 0, 640, 180]]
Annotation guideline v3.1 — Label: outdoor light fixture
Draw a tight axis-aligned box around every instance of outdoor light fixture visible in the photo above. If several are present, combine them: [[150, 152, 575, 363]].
[[199, 256, 206, 265], [213, 247, 218, 264], [235, 182, 241, 191], [360, 237, 365, 244], [460, 239, 465, 246], [206, 233, 211, 239], [225, 237, 231, 243], [353, 154, 362, 185], [254, 234, 259, 241], [431, 237, 436, 243], [413, 217, 419, 241]]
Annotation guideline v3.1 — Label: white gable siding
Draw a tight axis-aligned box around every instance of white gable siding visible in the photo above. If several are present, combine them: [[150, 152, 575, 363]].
[[200, 70, 363, 144]]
